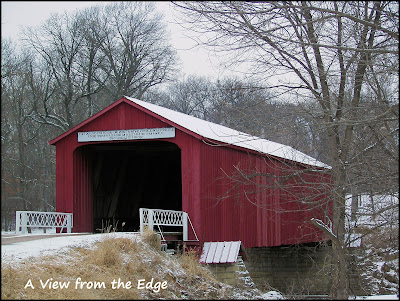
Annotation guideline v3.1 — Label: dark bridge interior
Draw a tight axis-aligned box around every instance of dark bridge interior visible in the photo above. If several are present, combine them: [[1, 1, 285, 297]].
[[86, 141, 182, 232]]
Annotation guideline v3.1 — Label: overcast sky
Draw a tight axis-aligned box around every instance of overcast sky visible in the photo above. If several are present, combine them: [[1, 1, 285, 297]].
[[1, 1, 237, 80]]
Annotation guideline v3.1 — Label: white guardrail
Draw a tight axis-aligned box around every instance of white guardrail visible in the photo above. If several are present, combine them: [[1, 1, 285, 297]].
[[15, 211, 73, 234], [139, 208, 198, 242]]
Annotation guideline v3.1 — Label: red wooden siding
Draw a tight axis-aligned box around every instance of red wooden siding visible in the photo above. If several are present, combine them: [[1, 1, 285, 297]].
[[72, 146, 93, 232], [198, 143, 330, 248], [50, 97, 331, 247]]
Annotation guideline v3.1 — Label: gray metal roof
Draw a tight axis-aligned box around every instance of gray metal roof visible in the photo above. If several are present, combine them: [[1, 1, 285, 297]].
[[199, 241, 242, 264]]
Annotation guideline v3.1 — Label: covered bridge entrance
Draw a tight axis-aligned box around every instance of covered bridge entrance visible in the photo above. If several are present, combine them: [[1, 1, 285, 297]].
[[76, 141, 181, 232]]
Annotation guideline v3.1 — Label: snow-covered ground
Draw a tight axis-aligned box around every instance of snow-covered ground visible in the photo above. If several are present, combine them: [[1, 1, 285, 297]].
[[1, 231, 398, 300], [1, 232, 139, 264], [346, 194, 399, 230]]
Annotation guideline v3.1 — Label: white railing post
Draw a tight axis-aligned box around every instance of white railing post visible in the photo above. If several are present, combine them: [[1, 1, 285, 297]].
[[15, 211, 21, 234], [148, 209, 154, 232], [182, 212, 188, 241], [66, 214, 72, 233], [21, 212, 27, 234], [139, 208, 144, 234]]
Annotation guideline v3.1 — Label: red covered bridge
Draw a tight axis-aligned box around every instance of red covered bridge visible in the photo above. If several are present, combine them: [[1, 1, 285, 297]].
[[49, 96, 332, 248]]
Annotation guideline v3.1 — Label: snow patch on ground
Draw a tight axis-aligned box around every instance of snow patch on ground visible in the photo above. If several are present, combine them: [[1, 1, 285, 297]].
[[1, 232, 140, 265], [261, 291, 284, 299]]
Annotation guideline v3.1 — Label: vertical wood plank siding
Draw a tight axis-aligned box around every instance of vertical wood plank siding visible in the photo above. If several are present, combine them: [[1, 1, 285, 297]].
[[51, 97, 331, 246], [199, 143, 330, 248]]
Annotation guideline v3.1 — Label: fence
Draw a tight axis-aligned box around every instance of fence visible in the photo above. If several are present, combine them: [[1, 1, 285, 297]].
[[139, 208, 198, 242], [15, 211, 73, 234]]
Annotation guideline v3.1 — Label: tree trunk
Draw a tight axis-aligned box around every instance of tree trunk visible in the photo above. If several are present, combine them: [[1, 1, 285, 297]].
[[330, 194, 349, 299]]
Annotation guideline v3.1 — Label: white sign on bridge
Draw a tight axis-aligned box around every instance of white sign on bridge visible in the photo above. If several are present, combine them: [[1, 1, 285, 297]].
[[78, 127, 175, 142]]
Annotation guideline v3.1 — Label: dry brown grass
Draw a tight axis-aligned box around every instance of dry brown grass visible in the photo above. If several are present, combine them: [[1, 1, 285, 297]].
[[141, 227, 161, 250], [1, 232, 262, 300], [178, 249, 216, 283], [1, 235, 143, 300]]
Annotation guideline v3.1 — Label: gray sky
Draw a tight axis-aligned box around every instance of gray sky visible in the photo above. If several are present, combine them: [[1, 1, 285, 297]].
[[1, 1, 235, 79]]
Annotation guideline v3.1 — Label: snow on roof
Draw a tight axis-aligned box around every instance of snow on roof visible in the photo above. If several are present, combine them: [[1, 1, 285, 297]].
[[125, 96, 331, 169]]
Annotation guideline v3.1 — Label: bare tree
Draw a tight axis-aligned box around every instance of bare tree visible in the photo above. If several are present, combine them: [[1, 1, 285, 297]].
[[22, 11, 88, 131], [1, 40, 54, 226], [74, 6, 109, 117], [21, 2, 178, 132], [97, 2, 178, 100], [173, 1, 399, 298], [145, 75, 214, 119]]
